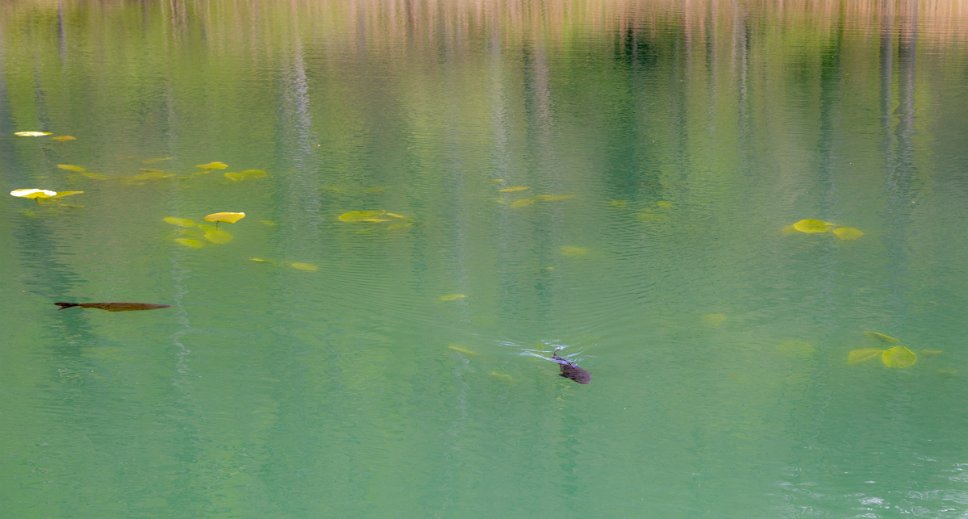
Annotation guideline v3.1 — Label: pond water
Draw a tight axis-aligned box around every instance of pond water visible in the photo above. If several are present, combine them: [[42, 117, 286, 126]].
[[3, 1, 968, 517]]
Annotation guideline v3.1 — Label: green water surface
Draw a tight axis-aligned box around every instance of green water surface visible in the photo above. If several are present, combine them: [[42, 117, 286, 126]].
[[2, 1, 968, 517]]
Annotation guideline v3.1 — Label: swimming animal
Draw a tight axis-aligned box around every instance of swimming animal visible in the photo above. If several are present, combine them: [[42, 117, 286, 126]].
[[54, 301, 170, 312], [552, 348, 591, 384]]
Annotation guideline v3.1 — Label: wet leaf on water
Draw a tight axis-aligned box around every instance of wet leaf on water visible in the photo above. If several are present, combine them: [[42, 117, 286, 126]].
[[203, 228, 234, 244], [174, 237, 206, 248], [50, 190, 84, 199], [10, 188, 57, 200], [289, 262, 318, 272], [881, 345, 917, 368], [195, 161, 229, 170], [203, 211, 246, 224], [14, 131, 52, 137], [438, 293, 467, 302], [56, 164, 86, 172], [338, 210, 391, 223], [163, 216, 197, 228], [865, 331, 900, 344], [499, 186, 530, 193], [847, 348, 883, 365], [559, 245, 590, 257], [832, 226, 864, 240], [791, 219, 835, 233]]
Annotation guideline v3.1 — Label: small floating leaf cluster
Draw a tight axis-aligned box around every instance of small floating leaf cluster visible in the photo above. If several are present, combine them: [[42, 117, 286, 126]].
[[847, 331, 940, 369], [785, 219, 864, 240], [164, 212, 245, 248]]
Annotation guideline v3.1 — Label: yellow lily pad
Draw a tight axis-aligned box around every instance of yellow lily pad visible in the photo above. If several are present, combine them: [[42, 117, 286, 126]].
[[438, 293, 467, 302], [499, 186, 530, 193], [289, 262, 318, 272], [832, 226, 864, 240], [865, 331, 900, 344], [847, 348, 883, 365], [203, 228, 234, 244], [50, 135, 77, 142], [163, 216, 197, 228], [10, 188, 57, 200], [50, 190, 84, 199], [14, 131, 52, 137], [792, 219, 835, 233], [881, 345, 917, 368], [203, 211, 246, 224], [56, 164, 87, 172], [338, 210, 390, 223], [195, 161, 229, 170], [174, 237, 206, 249], [559, 245, 590, 257]]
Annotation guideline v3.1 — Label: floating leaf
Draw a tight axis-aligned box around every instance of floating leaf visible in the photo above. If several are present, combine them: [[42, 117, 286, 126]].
[[195, 161, 229, 170], [792, 219, 835, 233], [163, 216, 197, 228], [203, 228, 234, 244], [56, 164, 86, 172], [499, 186, 530, 193], [881, 345, 917, 368], [10, 188, 57, 200], [338, 210, 390, 223], [847, 348, 883, 365], [174, 237, 206, 248], [50, 190, 84, 199], [50, 135, 77, 142], [832, 226, 864, 240], [865, 331, 900, 344], [14, 131, 51, 137], [289, 262, 318, 272], [447, 343, 477, 356], [535, 194, 576, 202], [559, 245, 589, 257], [509, 198, 535, 209], [203, 211, 246, 224], [438, 293, 467, 302]]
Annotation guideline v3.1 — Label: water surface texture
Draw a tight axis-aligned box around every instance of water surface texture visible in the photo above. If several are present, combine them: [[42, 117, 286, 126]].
[[3, 1, 968, 517]]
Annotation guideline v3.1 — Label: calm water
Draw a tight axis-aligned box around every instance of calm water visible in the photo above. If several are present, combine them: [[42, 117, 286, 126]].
[[3, 1, 968, 517]]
